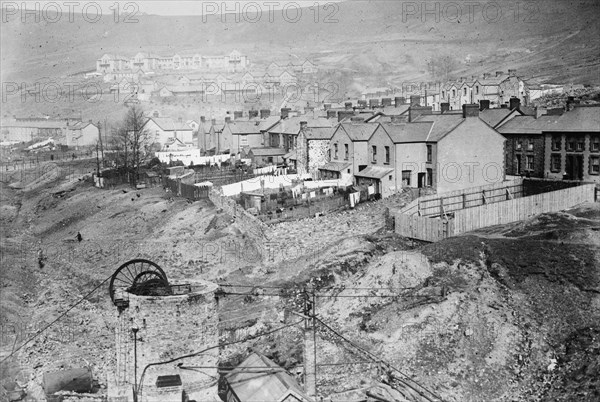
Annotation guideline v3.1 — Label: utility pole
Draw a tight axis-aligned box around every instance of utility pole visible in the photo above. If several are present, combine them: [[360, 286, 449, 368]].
[[132, 327, 139, 402], [98, 121, 104, 167], [303, 287, 317, 398]]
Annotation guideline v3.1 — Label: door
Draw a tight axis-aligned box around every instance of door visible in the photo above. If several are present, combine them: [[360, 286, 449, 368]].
[[418, 173, 426, 188], [566, 155, 584, 180]]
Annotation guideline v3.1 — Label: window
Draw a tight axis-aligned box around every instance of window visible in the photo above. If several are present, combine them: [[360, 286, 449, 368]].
[[442, 90, 445, 98], [526, 155, 534, 170], [334, 143, 338, 159], [576, 141, 584, 151], [567, 140, 575, 151], [240, 135, 248, 145], [452, 89, 456, 97], [551, 136, 561, 151], [551, 154, 561, 172], [427, 145, 432, 162], [592, 137, 600, 152], [427, 168, 433, 186], [384, 146, 390, 164], [389, 175, 393, 181], [475, 85, 479, 95], [344, 144, 349, 160], [516, 141, 522, 150], [372, 145, 377, 163], [590, 156, 600, 175], [527, 141, 534, 151], [463, 87, 467, 96], [402, 170, 411, 186], [327, 149, 331, 160]]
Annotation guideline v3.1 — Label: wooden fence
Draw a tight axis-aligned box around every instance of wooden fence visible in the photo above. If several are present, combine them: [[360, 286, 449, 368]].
[[452, 183, 595, 234], [400, 178, 525, 218], [396, 181, 596, 242], [165, 176, 210, 200]]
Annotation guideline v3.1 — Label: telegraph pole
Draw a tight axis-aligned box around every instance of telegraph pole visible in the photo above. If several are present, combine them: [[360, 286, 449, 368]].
[[303, 287, 317, 398], [132, 327, 139, 402]]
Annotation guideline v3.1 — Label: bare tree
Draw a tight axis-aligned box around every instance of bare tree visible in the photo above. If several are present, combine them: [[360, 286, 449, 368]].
[[121, 105, 153, 186]]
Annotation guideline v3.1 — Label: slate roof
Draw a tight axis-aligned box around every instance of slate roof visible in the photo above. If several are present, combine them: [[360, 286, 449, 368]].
[[380, 122, 433, 143], [269, 116, 332, 135], [542, 106, 600, 132], [226, 121, 263, 135], [303, 127, 335, 140], [319, 161, 351, 172], [146, 117, 193, 131], [354, 166, 394, 179], [479, 108, 519, 128], [337, 123, 380, 141], [413, 114, 465, 142], [249, 147, 286, 156]]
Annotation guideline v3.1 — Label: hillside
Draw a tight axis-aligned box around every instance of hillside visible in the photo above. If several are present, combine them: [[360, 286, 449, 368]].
[[2, 0, 599, 85], [0, 162, 599, 400]]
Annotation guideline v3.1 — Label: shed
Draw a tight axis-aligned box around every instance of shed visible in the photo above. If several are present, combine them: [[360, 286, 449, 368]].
[[223, 352, 313, 402]]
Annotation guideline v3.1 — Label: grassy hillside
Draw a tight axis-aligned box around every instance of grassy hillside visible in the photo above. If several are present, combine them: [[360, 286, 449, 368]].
[[2, 0, 599, 85]]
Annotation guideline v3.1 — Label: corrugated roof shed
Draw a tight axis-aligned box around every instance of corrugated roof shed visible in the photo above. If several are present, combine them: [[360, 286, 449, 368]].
[[225, 352, 311, 402]]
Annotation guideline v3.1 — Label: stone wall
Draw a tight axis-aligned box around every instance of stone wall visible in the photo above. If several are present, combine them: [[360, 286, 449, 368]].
[[113, 284, 218, 402], [208, 188, 269, 260], [308, 139, 330, 175]]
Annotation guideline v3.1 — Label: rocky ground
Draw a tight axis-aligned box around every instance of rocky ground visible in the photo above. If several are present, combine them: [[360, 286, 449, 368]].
[[0, 162, 599, 401]]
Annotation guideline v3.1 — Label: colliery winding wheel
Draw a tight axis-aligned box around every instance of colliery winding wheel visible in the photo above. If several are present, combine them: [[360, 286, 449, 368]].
[[109, 259, 171, 305]]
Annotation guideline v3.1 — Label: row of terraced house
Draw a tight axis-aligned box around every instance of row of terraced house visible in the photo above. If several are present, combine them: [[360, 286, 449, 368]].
[[155, 96, 598, 197]]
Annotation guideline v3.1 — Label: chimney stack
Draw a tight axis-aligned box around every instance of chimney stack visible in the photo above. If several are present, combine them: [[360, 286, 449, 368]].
[[281, 108, 291, 119], [300, 121, 308, 130], [260, 109, 271, 119], [508, 69, 517, 77], [479, 99, 490, 111], [200, 116, 206, 123], [483, 73, 491, 79], [211, 118, 216, 126], [327, 110, 337, 119], [500, 104, 508, 109], [459, 77, 467, 82], [462, 103, 480, 118], [509, 97, 520, 111], [337, 110, 354, 122], [357, 100, 367, 109], [233, 111, 243, 120], [324, 103, 332, 111], [394, 97, 405, 107], [410, 95, 421, 106], [225, 116, 231, 123], [369, 99, 379, 109], [350, 116, 364, 123], [381, 98, 392, 107], [440, 103, 450, 114], [344, 102, 353, 110], [249, 110, 259, 119], [496, 71, 504, 77]]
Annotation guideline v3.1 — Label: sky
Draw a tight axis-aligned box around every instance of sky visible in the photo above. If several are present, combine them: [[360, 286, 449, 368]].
[[13, 0, 345, 16]]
